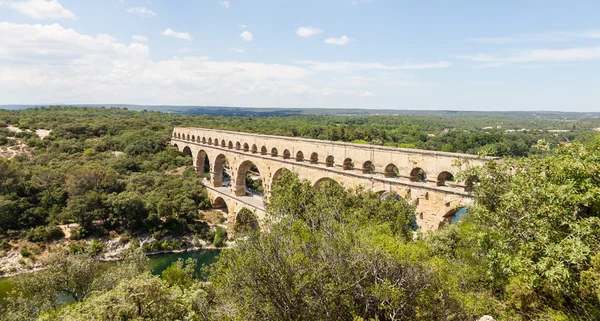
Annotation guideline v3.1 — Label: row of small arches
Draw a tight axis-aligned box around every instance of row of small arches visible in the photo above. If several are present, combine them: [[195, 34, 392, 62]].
[[174, 132, 467, 187]]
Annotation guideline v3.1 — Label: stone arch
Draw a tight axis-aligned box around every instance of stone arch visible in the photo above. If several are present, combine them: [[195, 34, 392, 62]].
[[243, 143, 249, 152], [186, 134, 190, 141], [196, 150, 210, 176], [182, 146, 192, 158], [212, 196, 229, 214], [283, 149, 291, 159], [296, 151, 304, 162], [343, 158, 353, 170], [436, 171, 455, 186], [251, 144, 258, 153], [439, 207, 468, 228], [261, 146, 268, 155], [310, 152, 318, 164], [271, 147, 278, 157], [236, 142, 241, 150], [378, 190, 401, 200], [228, 141, 233, 149], [208, 138, 212, 145], [177, 133, 181, 139], [234, 207, 259, 234], [173, 132, 177, 138], [384, 164, 399, 178], [221, 140, 226, 147], [326, 155, 334, 167], [172, 144, 179, 151], [213, 154, 230, 187], [235, 160, 263, 196], [410, 167, 427, 182], [362, 160, 375, 174], [213, 138, 219, 146], [271, 167, 292, 189], [202, 137, 206, 144], [313, 177, 341, 189], [191, 135, 195, 142]]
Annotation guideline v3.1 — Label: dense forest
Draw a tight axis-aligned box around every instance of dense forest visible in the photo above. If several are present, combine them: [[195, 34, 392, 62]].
[[1, 106, 600, 320]]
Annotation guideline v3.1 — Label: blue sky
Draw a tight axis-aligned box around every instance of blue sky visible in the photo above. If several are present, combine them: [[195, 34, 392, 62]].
[[1, 0, 599, 111]]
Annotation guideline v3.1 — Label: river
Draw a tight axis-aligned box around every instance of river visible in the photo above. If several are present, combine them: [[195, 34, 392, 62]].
[[0, 249, 220, 305]]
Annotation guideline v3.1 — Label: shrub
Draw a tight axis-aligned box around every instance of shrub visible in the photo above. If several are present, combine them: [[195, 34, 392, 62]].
[[20, 248, 33, 258], [87, 239, 106, 256], [213, 227, 227, 248], [26, 225, 65, 242], [0, 240, 11, 250]]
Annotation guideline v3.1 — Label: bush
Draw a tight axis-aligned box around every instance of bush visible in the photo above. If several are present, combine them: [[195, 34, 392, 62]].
[[20, 248, 33, 258], [26, 225, 65, 242], [87, 239, 106, 256], [213, 227, 227, 247], [0, 240, 11, 250]]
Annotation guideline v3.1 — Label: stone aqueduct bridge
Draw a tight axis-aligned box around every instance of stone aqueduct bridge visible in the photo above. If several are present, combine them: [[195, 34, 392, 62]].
[[171, 127, 497, 231]]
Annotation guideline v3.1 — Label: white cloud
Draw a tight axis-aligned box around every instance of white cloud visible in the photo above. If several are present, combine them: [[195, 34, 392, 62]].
[[0, 22, 440, 107], [296, 26, 323, 37], [126, 6, 156, 17], [458, 46, 600, 65], [0, 0, 76, 19], [295, 60, 451, 72], [240, 31, 253, 41], [238, 24, 247, 29], [324, 35, 352, 45], [132, 35, 148, 42], [219, 0, 229, 8], [162, 28, 193, 40]]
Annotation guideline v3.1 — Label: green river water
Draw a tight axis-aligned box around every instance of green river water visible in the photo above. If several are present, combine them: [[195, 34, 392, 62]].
[[0, 249, 220, 305]]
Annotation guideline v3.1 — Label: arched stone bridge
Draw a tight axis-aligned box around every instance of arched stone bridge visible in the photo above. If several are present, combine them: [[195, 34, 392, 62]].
[[171, 127, 498, 231]]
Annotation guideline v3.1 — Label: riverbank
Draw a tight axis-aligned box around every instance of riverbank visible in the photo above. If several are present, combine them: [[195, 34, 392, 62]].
[[0, 233, 233, 278]]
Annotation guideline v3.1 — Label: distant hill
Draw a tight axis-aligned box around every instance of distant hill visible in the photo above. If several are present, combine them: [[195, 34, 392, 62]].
[[1, 104, 599, 120]]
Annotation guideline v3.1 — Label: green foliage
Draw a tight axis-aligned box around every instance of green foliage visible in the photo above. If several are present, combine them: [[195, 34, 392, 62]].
[[455, 139, 600, 319], [39, 273, 189, 321], [213, 226, 227, 247], [208, 172, 474, 320], [20, 248, 32, 258], [26, 225, 64, 242], [161, 258, 198, 289], [233, 207, 259, 236]]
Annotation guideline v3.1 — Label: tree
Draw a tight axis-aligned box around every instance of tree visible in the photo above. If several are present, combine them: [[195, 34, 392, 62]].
[[161, 258, 198, 289], [458, 139, 600, 319], [207, 172, 471, 320], [233, 207, 259, 236]]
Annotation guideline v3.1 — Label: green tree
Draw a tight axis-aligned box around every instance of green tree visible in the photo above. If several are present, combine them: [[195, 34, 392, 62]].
[[458, 139, 600, 319]]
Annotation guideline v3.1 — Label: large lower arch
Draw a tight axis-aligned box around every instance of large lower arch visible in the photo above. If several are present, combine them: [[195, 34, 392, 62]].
[[270, 167, 292, 192], [212, 196, 229, 214], [213, 154, 230, 187], [235, 160, 264, 196], [196, 150, 210, 176], [182, 146, 192, 158], [313, 177, 341, 190], [439, 206, 467, 228]]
